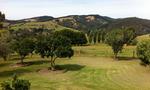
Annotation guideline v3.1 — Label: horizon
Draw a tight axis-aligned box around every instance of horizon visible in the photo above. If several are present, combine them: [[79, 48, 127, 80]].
[[1, 0, 150, 20]]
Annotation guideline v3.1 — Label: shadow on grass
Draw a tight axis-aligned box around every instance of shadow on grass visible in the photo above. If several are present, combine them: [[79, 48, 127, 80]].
[[117, 56, 137, 61], [25, 60, 50, 65], [0, 68, 31, 78], [0, 63, 11, 68], [55, 64, 85, 72]]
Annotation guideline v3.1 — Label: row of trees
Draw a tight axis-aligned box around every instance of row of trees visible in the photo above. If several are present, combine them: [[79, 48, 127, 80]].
[[0, 28, 89, 70], [87, 29, 107, 44]]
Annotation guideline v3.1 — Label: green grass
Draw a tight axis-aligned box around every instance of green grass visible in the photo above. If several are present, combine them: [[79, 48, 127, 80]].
[[0, 44, 150, 90], [136, 34, 150, 42]]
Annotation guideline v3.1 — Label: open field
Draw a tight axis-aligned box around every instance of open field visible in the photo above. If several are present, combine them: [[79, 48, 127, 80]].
[[1, 44, 150, 90]]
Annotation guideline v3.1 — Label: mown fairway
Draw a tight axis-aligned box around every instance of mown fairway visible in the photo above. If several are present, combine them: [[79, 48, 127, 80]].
[[0, 44, 150, 90]]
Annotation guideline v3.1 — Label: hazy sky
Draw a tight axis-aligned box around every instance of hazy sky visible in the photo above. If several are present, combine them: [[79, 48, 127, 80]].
[[1, 0, 150, 20]]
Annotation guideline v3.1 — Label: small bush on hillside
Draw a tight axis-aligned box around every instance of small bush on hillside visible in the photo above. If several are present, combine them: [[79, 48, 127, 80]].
[[137, 40, 150, 66]]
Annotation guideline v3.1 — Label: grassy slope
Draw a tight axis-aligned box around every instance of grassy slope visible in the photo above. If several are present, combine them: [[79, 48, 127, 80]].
[[1, 44, 150, 90], [10, 21, 69, 30], [136, 34, 150, 42]]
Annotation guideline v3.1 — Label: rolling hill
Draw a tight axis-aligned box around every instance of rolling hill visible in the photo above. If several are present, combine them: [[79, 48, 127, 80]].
[[5, 15, 150, 35]]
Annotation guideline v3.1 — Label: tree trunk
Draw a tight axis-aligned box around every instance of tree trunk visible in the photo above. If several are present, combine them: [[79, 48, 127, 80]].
[[50, 57, 55, 71], [3, 56, 7, 61], [20, 56, 24, 64], [114, 53, 118, 60]]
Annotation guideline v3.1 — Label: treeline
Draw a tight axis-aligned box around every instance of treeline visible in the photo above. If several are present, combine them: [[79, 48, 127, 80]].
[[0, 28, 88, 69], [87, 29, 107, 44]]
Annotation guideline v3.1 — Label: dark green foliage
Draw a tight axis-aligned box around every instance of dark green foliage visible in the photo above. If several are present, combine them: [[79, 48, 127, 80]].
[[54, 29, 87, 45], [137, 40, 150, 66], [12, 79, 30, 90], [0, 42, 11, 61], [1, 74, 30, 90], [105, 28, 136, 58], [11, 38, 35, 64], [0, 32, 11, 61], [35, 35, 74, 70], [0, 11, 5, 29], [1, 81, 12, 90]]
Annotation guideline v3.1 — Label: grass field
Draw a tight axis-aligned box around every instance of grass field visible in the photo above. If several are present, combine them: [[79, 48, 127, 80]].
[[0, 44, 150, 90]]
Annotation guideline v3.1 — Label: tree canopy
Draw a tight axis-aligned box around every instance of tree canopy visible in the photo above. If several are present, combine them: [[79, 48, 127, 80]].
[[54, 29, 87, 45], [35, 34, 74, 70], [105, 28, 136, 58]]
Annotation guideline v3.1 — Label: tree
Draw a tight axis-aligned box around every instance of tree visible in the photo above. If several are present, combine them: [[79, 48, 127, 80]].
[[0, 42, 11, 61], [136, 40, 150, 66], [35, 35, 74, 70], [11, 38, 35, 64], [105, 28, 136, 58], [54, 29, 87, 45], [0, 31, 11, 61]]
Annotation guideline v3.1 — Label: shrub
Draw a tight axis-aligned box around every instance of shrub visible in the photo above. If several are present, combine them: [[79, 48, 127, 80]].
[[136, 40, 150, 66], [1, 81, 12, 90], [1, 74, 30, 90]]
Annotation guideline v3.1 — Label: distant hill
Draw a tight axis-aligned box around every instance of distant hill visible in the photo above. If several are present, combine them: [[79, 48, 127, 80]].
[[10, 21, 69, 31], [103, 17, 150, 35], [5, 15, 150, 35], [6, 16, 54, 24], [53, 15, 114, 32]]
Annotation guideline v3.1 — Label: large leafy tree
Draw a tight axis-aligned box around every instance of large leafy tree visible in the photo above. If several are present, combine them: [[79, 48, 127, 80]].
[[54, 29, 87, 45], [137, 40, 150, 66], [105, 28, 136, 58], [11, 38, 35, 64], [35, 35, 74, 70]]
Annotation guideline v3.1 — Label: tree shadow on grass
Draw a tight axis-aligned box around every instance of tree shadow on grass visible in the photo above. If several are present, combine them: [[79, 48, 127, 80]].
[[117, 56, 137, 61], [0, 63, 11, 68], [55, 64, 85, 73], [25, 60, 50, 65], [0, 68, 31, 78]]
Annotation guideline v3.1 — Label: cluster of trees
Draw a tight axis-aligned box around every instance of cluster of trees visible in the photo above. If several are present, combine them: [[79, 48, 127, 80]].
[[0, 28, 90, 70], [0, 11, 5, 29], [87, 29, 107, 44]]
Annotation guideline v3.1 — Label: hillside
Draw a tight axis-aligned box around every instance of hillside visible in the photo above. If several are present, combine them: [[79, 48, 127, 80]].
[[5, 15, 150, 35], [53, 15, 114, 32], [104, 17, 150, 35], [6, 16, 54, 24], [10, 21, 69, 31]]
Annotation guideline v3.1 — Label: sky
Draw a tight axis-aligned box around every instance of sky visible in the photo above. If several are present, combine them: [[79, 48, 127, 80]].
[[1, 0, 150, 20]]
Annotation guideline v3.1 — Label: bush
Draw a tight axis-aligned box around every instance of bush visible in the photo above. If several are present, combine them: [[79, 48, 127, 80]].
[[1, 74, 30, 90], [12, 79, 30, 90], [1, 81, 12, 90], [136, 40, 150, 66]]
